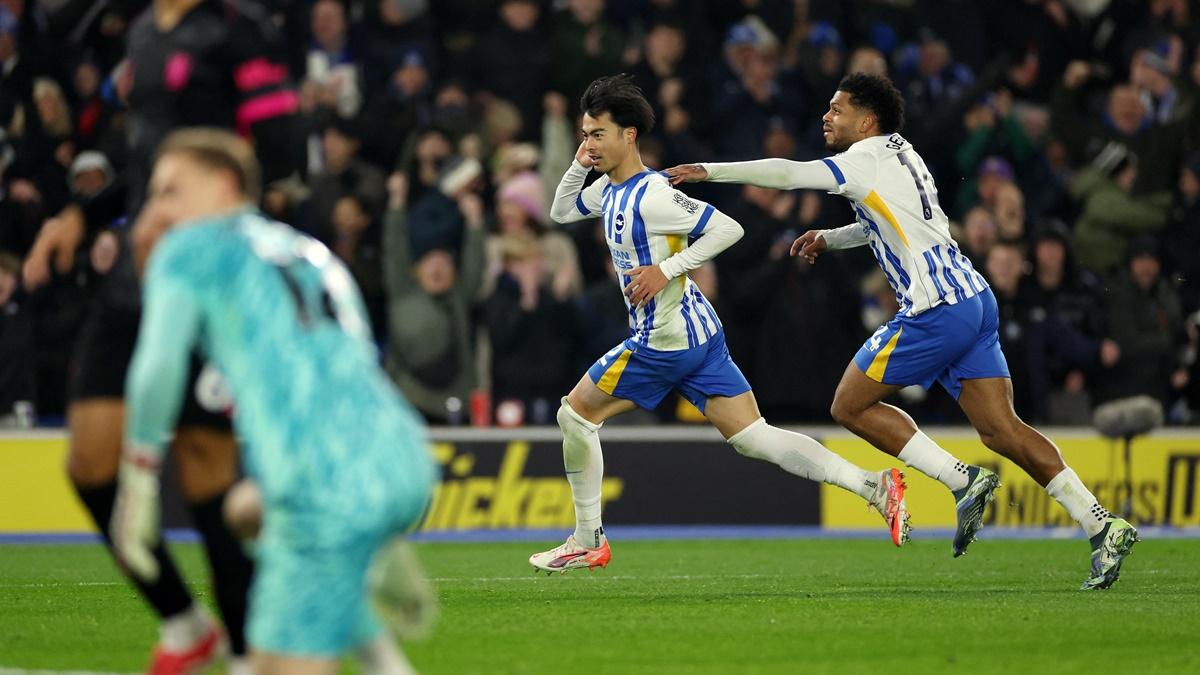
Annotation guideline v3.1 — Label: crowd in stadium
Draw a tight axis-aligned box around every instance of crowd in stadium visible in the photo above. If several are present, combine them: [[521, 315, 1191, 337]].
[[1, 0, 1199, 427]]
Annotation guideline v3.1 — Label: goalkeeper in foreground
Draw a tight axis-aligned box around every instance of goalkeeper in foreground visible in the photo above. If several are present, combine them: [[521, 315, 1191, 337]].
[[111, 128, 436, 674]]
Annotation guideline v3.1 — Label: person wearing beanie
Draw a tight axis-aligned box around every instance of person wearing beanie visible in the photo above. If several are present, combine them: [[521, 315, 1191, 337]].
[[482, 170, 583, 299]]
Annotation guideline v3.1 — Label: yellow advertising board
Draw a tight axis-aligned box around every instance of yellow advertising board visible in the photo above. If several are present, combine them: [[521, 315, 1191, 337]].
[[0, 435, 94, 532], [821, 433, 1200, 528]]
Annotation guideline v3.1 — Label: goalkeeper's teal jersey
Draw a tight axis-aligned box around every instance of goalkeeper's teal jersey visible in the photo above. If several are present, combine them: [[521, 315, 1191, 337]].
[[125, 207, 433, 530]]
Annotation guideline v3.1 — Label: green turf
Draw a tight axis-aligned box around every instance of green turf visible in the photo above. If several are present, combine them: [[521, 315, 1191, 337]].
[[1, 538, 1197, 674]]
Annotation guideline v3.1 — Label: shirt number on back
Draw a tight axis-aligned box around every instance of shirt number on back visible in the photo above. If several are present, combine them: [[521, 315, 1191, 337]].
[[898, 151, 934, 220]]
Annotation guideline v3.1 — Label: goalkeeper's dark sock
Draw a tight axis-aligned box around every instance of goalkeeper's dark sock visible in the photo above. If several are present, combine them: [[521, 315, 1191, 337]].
[[74, 480, 193, 619], [189, 489, 254, 656]]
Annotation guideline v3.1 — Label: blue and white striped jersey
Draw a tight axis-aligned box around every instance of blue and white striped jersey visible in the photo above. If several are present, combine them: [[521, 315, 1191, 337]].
[[820, 134, 989, 316], [553, 163, 739, 352]]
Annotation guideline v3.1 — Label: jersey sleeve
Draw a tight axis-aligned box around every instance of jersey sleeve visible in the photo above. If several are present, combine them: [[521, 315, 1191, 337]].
[[820, 144, 877, 201], [550, 160, 608, 223], [124, 234, 204, 459], [638, 182, 717, 237], [225, 9, 301, 182], [641, 182, 744, 280]]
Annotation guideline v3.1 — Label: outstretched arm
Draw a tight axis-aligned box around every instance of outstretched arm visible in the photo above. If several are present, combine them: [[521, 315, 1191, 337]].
[[666, 158, 841, 192]]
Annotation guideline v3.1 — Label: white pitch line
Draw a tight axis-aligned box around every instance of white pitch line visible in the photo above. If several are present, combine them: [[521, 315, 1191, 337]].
[[0, 668, 137, 675]]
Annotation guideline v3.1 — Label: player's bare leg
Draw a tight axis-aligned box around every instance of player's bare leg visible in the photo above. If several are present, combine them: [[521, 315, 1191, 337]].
[[252, 653, 339, 675], [830, 363, 996, 555], [707, 391, 910, 545], [67, 400, 224, 673], [224, 479, 263, 540], [958, 378, 1137, 588], [529, 375, 634, 574]]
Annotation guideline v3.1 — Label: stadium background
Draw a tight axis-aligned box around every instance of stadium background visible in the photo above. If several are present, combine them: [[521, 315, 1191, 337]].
[[2, 3, 1200, 673], [2, 0, 1200, 535]]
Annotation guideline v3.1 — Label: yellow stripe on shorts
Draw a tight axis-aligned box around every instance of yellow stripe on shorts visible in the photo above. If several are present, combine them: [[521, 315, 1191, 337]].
[[597, 349, 632, 394], [865, 328, 903, 382]]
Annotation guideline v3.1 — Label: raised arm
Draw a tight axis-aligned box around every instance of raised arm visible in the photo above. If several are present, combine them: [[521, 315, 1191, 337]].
[[550, 143, 608, 224]]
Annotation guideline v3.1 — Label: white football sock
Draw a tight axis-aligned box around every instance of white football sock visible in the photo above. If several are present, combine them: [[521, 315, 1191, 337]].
[[558, 398, 606, 548], [728, 418, 877, 500], [159, 603, 209, 650], [898, 431, 970, 491], [1045, 467, 1110, 538]]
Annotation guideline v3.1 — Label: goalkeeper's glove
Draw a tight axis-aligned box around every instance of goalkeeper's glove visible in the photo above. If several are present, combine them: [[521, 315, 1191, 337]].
[[111, 447, 162, 582]]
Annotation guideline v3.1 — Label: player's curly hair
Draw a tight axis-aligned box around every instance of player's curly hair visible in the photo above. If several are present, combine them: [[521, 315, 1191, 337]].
[[837, 73, 905, 134], [580, 74, 656, 140]]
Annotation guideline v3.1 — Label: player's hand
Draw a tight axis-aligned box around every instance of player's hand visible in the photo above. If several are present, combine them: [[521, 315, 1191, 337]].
[[574, 141, 595, 169], [624, 265, 668, 308], [111, 451, 163, 583], [664, 164, 708, 186], [790, 230, 827, 264], [22, 206, 86, 290], [90, 230, 120, 274]]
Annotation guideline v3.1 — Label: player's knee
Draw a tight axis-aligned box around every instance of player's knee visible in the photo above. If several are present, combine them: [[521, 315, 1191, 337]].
[[829, 397, 857, 428], [557, 397, 599, 440], [728, 417, 768, 459]]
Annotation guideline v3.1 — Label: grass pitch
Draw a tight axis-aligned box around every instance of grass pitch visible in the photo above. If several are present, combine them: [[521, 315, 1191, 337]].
[[1, 537, 1197, 674]]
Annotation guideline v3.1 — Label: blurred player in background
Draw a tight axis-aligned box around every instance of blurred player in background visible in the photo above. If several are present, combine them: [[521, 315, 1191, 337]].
[[20, 0, 301, 670], [530, 74, 910, 575], [111, 128, 436, 675], [667, 73, 1137, 590]]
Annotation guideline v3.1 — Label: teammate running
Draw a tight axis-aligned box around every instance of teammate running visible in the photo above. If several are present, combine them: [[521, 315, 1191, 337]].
[[111, 128, 436, 674], [666, 72, 1137, 590], [530, 74, 909, 575], [21, 1, 301, 669]]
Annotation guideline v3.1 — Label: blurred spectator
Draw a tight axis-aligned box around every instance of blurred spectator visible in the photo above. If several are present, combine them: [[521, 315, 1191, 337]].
[[576, 250, 631, 360], [1025, 222, 1117, 423], [308, 117, 386, 244], [902, 37, 975, 180], [359, 50, 433, 169], [400, 128, 468, 259], [383, 173, 485, 423], [0, 128, 44, 256], [993, 181, 1027, 242], [1070, 142, 1172, 276], [0, 251, 35, 418], [713, 23, 803, 158], [1129, 43, 1195, 127], [961, 155, 1017, 216], [960, 206, 998, 268], [474, 0, 549, 141], [630, 20, 707, 136], [1164, 153, 1200, 313], [300, 0, 363, 118], [551, 0, 627, 101], [846, 46, 888, 77], [330, 194, 386, 342], [485, 236, 582, 421], [363, 0, 436, 95], [483, 170, 582, 299], [69, 60, 111, 151], [1096, 239, 1188, 408], [1052, 70, 1186, 195], [985, 240, 1037, 418], [955, 91, 1037, 215], [717, 184, 795, 363]]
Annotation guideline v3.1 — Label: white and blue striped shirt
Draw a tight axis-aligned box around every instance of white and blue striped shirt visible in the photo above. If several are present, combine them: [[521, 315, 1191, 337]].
[[552, 162, 743, 352], [704, 134, 988, 317]]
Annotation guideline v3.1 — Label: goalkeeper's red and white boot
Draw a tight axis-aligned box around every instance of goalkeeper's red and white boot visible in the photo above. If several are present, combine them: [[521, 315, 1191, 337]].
[[868, 468, 911, 547], [529, 535, 612, 574], [147, 607, 227, 675]]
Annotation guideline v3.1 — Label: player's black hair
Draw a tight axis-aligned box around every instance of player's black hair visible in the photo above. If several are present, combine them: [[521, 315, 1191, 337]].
[[836, 72, 905, 134], [580, 74, 656, 140]]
